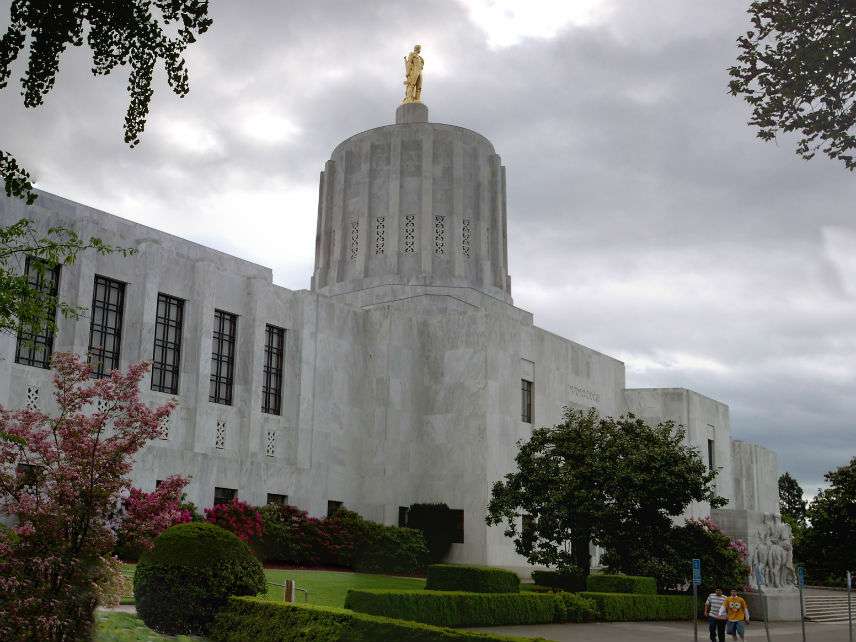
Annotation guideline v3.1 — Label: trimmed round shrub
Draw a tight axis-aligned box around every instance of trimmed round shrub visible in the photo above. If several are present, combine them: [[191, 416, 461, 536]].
[[134, 522, 266, 635]]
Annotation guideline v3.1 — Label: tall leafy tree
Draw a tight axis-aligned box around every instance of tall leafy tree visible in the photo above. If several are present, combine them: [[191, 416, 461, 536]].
[[486, 408, 725, 577], [778, 471, 807, 528], [0, 1, 211, 337], [1, 0, 213, 202], [799, 457, 856, 584], [728, 1, 856, 171]]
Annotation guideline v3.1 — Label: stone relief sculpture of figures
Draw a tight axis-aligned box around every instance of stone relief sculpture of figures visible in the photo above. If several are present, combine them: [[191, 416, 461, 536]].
[[749, 513, 796, 590], [403, 44, 424, 103]]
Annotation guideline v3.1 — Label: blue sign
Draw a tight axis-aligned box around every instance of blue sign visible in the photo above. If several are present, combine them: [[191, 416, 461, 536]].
[[692, 558, 702, 586], [798, 566, 805, 588]]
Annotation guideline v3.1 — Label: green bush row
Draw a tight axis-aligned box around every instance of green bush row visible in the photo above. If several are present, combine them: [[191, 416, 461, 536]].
[[579, 592, 694, 621], [530, 570, 586, 592], [210, 596, 554, 642], [426, 565, 520, 593], [345, 589, 574, 627], [585, 574, 657, 595]]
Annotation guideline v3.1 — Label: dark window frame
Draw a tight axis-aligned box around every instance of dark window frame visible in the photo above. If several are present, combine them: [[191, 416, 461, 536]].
[[262, 324, 285, 415], [450, 508, 465, 543], [209, 309, 237, 405], [708, 438, 715, 470], [266, 493, 288, 506], [213, 486, 237, 506], [327, 500, 343, 517], [151, 293, 184, 394], [88, 275, 126, 378], [398, 506, 409, 528], [15, 257, 60, 369], [521, 379, 533, 423]]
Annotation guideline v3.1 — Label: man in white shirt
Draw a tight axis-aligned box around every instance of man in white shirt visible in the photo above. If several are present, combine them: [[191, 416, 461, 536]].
[[704, 587, 727, 642]]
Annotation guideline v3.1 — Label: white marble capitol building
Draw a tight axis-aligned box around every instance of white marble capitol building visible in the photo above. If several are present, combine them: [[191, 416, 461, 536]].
[[0, 100, 787, 575]]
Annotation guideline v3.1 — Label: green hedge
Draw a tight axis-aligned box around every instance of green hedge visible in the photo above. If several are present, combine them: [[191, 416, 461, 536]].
[[426, 565, 520, 593], [585, 574, 657, 595], [579, 592, 694, 621], [556, 593, 598, 622], [530, 570, 586, 593], [345, 589, 564, 627], [210, 596, 554, 642]]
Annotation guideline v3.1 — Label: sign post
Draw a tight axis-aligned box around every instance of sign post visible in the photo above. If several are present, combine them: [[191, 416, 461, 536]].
[[692, 558, 702, 642], [755, 565, 772, 642], [797, 565, 806, 642], [848, 570, 853, 642]]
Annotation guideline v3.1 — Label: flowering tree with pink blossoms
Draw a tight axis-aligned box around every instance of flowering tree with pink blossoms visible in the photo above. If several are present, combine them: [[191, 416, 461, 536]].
[[205, 498, 264, 544], [115, 474, 192, 559], [0, 353, 175, 642]]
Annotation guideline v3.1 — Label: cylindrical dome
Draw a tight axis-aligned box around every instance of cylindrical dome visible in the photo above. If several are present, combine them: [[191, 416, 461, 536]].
[[311, 104, 511, 303]]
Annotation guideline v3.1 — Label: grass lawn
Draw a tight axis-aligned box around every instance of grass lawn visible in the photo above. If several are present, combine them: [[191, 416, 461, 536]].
[[96, 612, 202, 641], [261, 568, 424, 607], [118, 562, 425, 609], [105, 565, 425, 640]]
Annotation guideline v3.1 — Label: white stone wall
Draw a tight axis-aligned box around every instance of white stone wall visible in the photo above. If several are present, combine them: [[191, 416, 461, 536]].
[[0, 130, 781, 571]]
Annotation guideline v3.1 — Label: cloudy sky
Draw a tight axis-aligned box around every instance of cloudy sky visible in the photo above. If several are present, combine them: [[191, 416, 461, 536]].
[[1, 0, 854, 495]]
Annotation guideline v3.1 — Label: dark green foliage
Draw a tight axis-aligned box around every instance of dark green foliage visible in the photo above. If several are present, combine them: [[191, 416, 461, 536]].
[[134, 522, 266, 636], [426, 565, 520, 593], [554, 592, 598, 622], [353, 520, 429, 575], [530, 570, 586, 592], [586, 574, 656, 595], [486, 408, 723, 577], [344, 589, 564, 627], [798, 457, 856, 585], [728, 1, 856, 171], [579, 592, 694, 622], [602, 518, 749, 597], [407, 503, 458, 563], [210, 596, 553, 642], [779, 472, 807, 528]]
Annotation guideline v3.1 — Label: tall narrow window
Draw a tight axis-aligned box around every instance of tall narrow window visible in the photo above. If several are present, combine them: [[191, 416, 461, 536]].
[[15, 257, 60, 369], [398, 506, 409, 528], [210, 309, 237, 405], [708, 439, 715, 470], [262, 324, 285, 415], [521, 379, 533, 423], [88, 275, 125, 378], [152, 293, 184, 394]]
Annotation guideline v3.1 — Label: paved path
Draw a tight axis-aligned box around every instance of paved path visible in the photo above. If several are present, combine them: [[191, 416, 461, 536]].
[[470, 620, 853, 641]]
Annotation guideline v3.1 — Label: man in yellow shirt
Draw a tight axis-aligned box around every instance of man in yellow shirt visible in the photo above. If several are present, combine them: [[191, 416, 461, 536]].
[[722, 589, 750, 641]]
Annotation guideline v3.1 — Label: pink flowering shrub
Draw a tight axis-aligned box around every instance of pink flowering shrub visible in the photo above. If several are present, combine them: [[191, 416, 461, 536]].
[[205, 498, 264, 543], [115, 475, 192, 559], [0, 354, 175, 642]]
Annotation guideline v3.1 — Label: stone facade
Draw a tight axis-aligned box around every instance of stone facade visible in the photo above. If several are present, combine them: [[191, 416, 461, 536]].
[[0, 103, 787, 581]]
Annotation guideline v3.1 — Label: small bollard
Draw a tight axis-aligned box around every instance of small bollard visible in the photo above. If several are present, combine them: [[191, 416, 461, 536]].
[[283, 579, 296, 603]]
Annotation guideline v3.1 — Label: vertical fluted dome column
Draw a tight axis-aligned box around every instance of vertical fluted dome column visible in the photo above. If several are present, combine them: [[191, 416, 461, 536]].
[[310, 104, 511, 304]]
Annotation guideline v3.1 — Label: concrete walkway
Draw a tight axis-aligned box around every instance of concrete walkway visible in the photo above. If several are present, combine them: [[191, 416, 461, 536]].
[[469, 620, 853, 641]]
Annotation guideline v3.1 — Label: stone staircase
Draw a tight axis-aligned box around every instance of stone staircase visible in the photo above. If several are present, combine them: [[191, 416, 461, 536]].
[[804, 594, 853, 622]]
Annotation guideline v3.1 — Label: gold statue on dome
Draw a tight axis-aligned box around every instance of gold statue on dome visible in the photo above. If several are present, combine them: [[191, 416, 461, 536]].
[[403, 45, 423, 103]]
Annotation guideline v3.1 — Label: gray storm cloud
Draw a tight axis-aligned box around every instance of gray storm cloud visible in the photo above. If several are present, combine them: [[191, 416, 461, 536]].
[[0, 0, 853, 494]]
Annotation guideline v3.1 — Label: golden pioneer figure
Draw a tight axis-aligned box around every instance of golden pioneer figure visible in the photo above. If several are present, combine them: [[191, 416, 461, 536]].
[[403, 44, 423, 103]]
